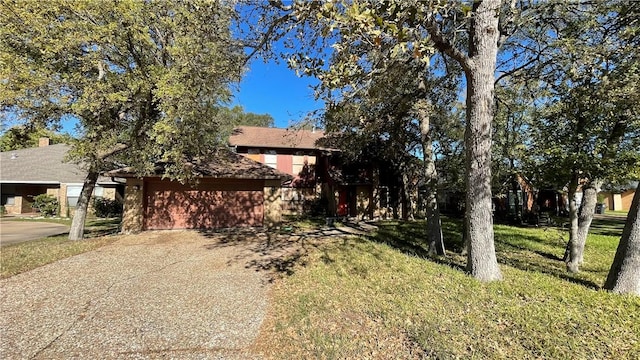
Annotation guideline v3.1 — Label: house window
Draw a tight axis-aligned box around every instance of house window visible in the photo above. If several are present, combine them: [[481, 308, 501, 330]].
[[293, 153, 305, 176], [3, 195, 15, 206], [264, 150, 277, 169], [93, 186, 104, 198], [67, 185, 83, 207]]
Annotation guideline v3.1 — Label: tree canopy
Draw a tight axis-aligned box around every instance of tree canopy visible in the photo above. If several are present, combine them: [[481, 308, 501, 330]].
[[221, 105, 275, 130], [1, 0, 244, 239], [250, 0, 512, 281]]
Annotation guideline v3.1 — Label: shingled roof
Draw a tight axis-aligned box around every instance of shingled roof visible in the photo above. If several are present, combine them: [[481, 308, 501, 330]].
[[228, 126, 326, 150], [0, 144, 116, 184], [109, 148, 291, 181]]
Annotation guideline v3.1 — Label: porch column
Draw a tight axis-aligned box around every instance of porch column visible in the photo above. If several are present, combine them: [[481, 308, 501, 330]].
[[122, 179, 144, 233]]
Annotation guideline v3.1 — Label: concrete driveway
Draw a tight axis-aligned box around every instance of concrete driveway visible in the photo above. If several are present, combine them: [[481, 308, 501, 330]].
[[0, 219, 69, 246], [0, 230, 286, 359]]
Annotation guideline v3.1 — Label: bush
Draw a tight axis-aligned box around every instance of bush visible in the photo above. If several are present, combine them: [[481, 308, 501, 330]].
[[92, 198, 123, 218], [0, 205, 6, 216], [32, 194, 59, 217]]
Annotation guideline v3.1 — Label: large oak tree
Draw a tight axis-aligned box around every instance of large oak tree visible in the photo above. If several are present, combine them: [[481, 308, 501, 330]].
[[254, 0, 521, 281], [1, 0, 244, 239]]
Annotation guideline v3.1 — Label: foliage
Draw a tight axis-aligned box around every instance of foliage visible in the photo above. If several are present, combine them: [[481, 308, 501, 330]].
[[1, 0, 244, 238], [505, 0, 640, 273], [257, 218, 639, 359], [0, 3, 244, 162], [3, 0, 244, 178], [245, 0, 514, 279], [222, 105, 274, 128], [0, 125, 73, 151], [492, 80, 535, 190], [0, 205, 5, 215], [92, 198, 123, 218], [511, 1, 640, 188], [31, 194, 59, 217]]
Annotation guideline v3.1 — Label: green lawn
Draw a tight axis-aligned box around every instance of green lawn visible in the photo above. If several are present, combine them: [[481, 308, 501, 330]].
[[606, 209, 629, 216], [256, 217, 639, 359]]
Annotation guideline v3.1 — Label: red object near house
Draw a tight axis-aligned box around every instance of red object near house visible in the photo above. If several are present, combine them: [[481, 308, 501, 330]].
[[143, 179, 265, 230], [338, 189, 348, 216], [276, 154, 294, 176]]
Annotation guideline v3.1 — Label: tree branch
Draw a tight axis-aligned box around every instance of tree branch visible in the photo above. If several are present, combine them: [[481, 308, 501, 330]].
[[242, 12, 292, 66], [97, 143, 129, 160], [425, 17, 470, 72]]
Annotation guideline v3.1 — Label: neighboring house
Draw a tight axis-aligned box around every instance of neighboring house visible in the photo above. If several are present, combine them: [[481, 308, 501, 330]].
[[113, 149, 289, 232], [229, 126, 378, 219], [601, 181, 638, 212], [491, 173, 568, 223], [0, 138, 122, 216]]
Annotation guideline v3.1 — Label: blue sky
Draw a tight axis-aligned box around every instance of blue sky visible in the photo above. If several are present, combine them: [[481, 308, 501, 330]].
[[232, 59, 323, 128]]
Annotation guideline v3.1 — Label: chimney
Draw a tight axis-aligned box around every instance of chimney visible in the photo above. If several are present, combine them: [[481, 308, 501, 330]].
[[39, 137, 51, 147]]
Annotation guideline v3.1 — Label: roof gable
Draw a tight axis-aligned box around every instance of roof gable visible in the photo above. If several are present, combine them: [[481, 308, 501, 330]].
[[109, 148, 291, 181], [229, 126, 325, 150], [0, 144, 113, 184]]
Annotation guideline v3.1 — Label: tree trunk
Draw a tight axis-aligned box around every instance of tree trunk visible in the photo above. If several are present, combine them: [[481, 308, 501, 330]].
[[604, 188, 640, 295], [566, 179, 602, 269], [463, 0, 502, 282], [402, 171, 413, 220], [69, 171, 99, 241], [393, 175, 402, 220], [512, 177, 521, 222], [565, 172, 580, 272], [321, 183, 337, 217], [461, 212, 470, 256], [419, 112, 445, 255]]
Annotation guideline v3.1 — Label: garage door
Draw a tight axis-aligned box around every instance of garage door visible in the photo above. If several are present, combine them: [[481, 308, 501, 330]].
[[144, 179, 264, 230]]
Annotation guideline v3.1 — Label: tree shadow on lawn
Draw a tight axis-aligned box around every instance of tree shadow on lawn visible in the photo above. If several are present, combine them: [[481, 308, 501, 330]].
[[371, 220, 467, 272], [587, 217, 626, 237], [369, 217, 602, 290], [84, 218, 122, 238], [198, 225, 363, 282]]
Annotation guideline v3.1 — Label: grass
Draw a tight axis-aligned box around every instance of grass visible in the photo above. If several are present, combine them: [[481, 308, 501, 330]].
[[256, 216, 639, 359], [606, 210, 629, 216], [0, 217, 122, 279], [0, 234, 120, 279]]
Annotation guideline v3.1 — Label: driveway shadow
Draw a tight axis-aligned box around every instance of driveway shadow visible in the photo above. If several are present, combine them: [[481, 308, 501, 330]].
[[199, 223, 376, 281]]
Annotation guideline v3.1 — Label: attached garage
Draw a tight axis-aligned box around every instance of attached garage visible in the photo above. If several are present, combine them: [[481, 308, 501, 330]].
[[143, 178, 265, 230], [116, 150, 288, 232]]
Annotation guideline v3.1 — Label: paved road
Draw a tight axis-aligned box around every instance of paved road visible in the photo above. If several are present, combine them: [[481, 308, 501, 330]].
[[0, 220, 69, 246]]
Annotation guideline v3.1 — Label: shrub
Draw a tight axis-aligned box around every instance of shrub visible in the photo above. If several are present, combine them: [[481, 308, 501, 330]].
[[32, 194, 59, 217], [92, 198, 123, 218], [0, 205, 6, 216]]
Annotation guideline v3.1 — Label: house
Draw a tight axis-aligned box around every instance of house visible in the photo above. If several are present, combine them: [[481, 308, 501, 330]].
[[114, 149, 289, 232], [600, 181, 638, 212], [491, 173, 568, 224], [229, 125, 326, 214], [229, 126, 378, 219], [0, 138, 123, 216]]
